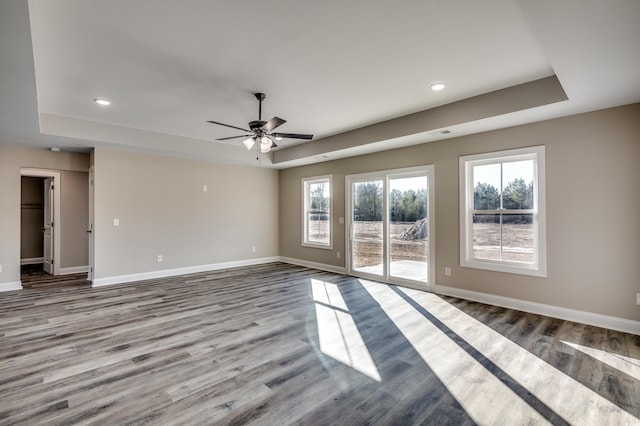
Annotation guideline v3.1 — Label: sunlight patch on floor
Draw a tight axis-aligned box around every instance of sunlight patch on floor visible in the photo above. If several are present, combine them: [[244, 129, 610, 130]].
[[312, 279, 381, 382], [359, 279, 548, 425], [394, 284, 639, 425], [312, 278, 348, 311], [562, 340, 640, 381]]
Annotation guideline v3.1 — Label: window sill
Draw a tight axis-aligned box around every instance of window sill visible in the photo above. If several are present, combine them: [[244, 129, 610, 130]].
[[461, 259, 546, 278], [302, 242, 333, 250]]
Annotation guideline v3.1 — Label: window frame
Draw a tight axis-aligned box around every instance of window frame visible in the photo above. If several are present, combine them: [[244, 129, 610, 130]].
[[302, 175, 333, 250], [459, 146, 546, 277]]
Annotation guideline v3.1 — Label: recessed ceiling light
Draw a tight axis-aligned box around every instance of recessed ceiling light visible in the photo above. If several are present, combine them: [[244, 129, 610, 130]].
[[430, 83, 446, 91], [50, 147, 61, 152], [94, 98, 111, 106]]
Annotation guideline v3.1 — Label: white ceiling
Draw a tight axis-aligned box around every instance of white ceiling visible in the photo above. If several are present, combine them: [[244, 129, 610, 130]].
[[1, 0, 639, 168]]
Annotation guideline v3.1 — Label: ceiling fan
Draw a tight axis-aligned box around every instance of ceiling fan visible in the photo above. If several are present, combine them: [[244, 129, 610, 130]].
[[206, 92, 313, 153]]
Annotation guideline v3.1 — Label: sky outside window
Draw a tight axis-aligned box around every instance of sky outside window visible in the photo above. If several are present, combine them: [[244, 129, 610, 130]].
[[473, 160, 533, 190]]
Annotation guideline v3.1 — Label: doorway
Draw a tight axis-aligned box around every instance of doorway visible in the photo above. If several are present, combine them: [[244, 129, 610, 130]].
[[20, 169, 61, 277], [346, 165, 435, 289]]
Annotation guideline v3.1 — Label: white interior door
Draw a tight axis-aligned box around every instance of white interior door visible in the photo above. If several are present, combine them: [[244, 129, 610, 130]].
[[43, 177, 54, 274]]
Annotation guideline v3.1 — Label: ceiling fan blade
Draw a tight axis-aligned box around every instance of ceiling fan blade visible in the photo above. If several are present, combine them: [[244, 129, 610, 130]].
[[215, 134, 252, 141], [272, 132, 314, 140], [262, 116, 286, 132], [206, 120, 251, 133]]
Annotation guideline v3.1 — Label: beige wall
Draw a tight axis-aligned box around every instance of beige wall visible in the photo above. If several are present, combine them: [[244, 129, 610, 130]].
[[2, 104, 638, 323], [93, 148, 279, 279], [279, 103, 640, 322], [0, 145, 90, 283]]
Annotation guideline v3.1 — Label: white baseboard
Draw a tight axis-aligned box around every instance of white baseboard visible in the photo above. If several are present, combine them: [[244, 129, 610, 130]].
[[92, 257, 280, 287], [0, 281, 23, 292], [279, 257, 346, 275], [59, 266, 89, 275], [434, 284, 640, 336], [21, 257, 44, 265]]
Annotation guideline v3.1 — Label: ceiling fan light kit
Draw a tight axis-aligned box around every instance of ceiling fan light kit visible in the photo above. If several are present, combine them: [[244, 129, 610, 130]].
[[242, 137, 256, 150], [260, 136, 273, 153], [207, 92, 313, 156]]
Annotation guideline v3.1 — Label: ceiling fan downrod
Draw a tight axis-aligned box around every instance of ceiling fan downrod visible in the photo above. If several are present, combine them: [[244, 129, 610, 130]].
[[255, 92, 266, 121]]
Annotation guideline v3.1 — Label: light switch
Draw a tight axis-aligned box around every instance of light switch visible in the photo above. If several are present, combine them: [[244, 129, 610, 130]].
[[339, 217, 345, 225], [113, 218, 120, 227]]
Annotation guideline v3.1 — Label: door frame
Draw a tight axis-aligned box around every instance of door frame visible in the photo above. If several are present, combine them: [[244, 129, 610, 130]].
[[88, 166, 94, 282], [346, 165, 435, 290], [20, 168, 61, 276]]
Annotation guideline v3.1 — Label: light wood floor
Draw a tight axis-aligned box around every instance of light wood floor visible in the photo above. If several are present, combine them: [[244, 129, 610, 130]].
[[2, 263, 639, 425]]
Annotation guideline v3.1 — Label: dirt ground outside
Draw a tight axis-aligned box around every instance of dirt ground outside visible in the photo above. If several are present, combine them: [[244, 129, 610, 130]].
[[472, 223, 534, 263], [309, 220, 534, 267], [352, 221, 428, 268], [349, 221, 534, 268], [308, 220, 330, 245]]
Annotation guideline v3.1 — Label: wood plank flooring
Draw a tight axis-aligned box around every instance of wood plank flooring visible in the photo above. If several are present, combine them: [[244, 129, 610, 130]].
[[20, 264, 90, 290], [1, 262, 639, 425]]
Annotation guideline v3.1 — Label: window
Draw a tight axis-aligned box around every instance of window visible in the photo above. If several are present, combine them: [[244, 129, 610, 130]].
[[303, 175, 332, 249], [460, 146, 546, 277]]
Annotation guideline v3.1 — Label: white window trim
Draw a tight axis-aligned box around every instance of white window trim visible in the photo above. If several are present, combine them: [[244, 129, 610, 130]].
[[459, 146, 547, 277], [302, 175, 333, 250]]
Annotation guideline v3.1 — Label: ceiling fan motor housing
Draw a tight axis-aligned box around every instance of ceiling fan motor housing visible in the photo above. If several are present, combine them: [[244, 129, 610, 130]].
[[249, 120, 267, 132]]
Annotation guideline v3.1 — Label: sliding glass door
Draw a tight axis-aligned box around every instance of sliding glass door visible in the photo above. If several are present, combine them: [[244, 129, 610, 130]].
[[350, 178, 384, 277], [347, 166, 434, 288], [389, 174, 429, 283]]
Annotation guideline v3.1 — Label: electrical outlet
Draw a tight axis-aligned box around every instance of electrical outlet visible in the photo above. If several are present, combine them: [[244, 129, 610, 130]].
[[445, 267, 451, 276], [202, 185, 208, 192], [637, 293, 640, 305], [251, 246, 256, 253], [113, 218, 119, 227], [157, 255, 163, 263], [336, 251, 341, 259], [0, 264, 3, 273]]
